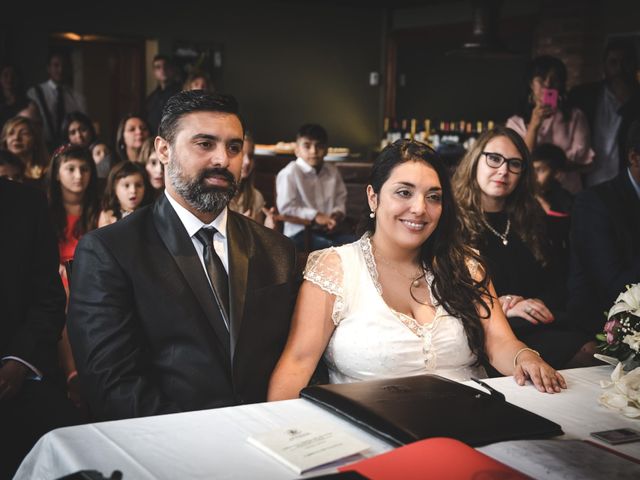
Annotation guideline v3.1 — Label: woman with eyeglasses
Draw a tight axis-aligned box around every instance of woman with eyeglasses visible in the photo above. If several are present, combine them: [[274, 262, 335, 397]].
[[452, 126, 596, 370]]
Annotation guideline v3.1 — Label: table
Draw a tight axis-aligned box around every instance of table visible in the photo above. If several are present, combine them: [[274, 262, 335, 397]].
[[14, 366, 640, 479]]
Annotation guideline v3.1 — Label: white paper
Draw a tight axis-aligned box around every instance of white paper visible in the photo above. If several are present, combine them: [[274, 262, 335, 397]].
[[247, 423, 369, 474]]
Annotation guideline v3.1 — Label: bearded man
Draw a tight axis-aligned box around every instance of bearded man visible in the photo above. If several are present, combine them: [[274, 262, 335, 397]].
[[67, 91, 298, 421]]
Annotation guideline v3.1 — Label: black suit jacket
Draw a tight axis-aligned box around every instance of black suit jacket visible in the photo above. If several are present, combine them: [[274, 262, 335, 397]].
[[567, 171, 640, 335], [0, 179, 66, 377], [67, 194, 297, 420]]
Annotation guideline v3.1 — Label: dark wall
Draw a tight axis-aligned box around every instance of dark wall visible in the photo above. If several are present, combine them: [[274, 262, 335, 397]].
[[2, 2, 384, 152]]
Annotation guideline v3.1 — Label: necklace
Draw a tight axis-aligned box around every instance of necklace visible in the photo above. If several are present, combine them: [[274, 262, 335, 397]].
[[483, 216, 511, 246], [373, 248, 424, 288]]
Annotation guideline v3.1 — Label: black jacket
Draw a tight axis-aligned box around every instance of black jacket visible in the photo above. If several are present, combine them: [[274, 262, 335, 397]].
[[567, 171, 640, 335], [68, 194, 298, 420]]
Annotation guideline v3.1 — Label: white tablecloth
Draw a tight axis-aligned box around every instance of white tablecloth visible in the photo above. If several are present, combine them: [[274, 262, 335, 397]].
[[14, 366, 640, 479]]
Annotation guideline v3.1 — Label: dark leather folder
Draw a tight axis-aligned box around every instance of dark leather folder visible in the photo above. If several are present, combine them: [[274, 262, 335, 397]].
[[300, 374, 563, 447]]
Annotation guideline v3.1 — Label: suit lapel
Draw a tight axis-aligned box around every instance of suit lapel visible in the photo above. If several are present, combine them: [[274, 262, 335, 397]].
[[152, 195, 231, 358], [227, 212, 249, 360]]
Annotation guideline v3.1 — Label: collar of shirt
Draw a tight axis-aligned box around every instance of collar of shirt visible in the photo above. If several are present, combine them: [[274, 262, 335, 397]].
[[46, 79, 63, 92], [164, 189, 228, 240], [628, 167, 640, 201], [295, 157, 324, 175]]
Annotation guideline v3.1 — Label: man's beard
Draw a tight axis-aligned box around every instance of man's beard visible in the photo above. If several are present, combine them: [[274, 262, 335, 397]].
[[167, 152, 238, 216]]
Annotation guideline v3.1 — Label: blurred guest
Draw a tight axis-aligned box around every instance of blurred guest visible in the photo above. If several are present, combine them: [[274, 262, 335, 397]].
[[98, 161, 150, 227], [46, 144, 99, 285], [1, 115, 49, 182], [507, 55, 594, 194], [0, 62, 34, 130], [570, 38, 640, 187], [46, 144, 98, 409], [229, 132, 266, 223], [61, 111, 97, 148], [89, 140, 113, 179], [0, 149, 25, 182], [453, 126, 595, 369], [115, 113, 150, 162], [183, 70, 214, 92], [568, 120, 640, 336], [138, 137, 164, 194], [276, 123, 353, 251], [0, 178, 81, 478], [145, 54, 181, 135], [27, 50, 87, 149], [531, 143, 574, 216]]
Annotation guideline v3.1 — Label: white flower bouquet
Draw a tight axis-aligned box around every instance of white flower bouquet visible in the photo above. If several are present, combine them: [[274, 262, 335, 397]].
[[596, 283, 640, 369]]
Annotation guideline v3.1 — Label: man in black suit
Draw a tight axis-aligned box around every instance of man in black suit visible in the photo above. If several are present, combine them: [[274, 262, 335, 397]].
[[68, 91, 298, 421], [569, 38, 640, 188], [568, 120, 640, 335], [0, 179, 80, 477]]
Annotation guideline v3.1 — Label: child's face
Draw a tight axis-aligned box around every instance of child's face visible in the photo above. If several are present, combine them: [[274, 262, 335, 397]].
[[115, 173, 145, 212], [533, 160, 553, 188], [68, 121, 92, 147], [294, 136, 327, 168], [146, 152, 164, 190], [58, 158, 91, 195], [92, 143, 110, 164], [241, 140, 255, 180]]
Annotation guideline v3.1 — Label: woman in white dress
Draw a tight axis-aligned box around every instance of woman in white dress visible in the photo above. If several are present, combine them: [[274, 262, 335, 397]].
[[268, 140, 566, 400]]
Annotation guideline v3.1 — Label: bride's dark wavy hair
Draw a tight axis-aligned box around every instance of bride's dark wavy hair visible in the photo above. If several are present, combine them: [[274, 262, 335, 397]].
[[358, 139, 492, 364]]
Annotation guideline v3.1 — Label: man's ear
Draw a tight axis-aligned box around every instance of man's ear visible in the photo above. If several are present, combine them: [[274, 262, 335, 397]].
[[629, 149, 640, 168], [155, 136, 170, 165], [366, 185, 378, 212]]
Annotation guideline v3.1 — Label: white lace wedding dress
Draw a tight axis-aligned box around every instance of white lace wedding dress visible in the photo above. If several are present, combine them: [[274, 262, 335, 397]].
[[304, 234, 487, 384]]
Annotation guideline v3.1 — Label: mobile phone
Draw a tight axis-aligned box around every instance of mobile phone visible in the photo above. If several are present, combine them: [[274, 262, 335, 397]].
[[590, 428, 640, 445], [542, 88, 558, 108]]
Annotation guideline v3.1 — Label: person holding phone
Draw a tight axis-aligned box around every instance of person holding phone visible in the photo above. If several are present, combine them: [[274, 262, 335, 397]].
[[507, 55, 594, 194]]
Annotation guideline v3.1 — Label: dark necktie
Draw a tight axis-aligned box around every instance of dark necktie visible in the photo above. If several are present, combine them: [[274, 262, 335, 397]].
[[194, 227, 230, 328], [55, 85, 65, 139]]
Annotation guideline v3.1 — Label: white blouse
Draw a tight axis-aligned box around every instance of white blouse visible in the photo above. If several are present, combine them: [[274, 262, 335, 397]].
[[304, 235, 486, 384]]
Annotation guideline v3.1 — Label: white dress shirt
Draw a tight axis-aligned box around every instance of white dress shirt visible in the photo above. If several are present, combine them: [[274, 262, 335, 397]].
[[26, 79, 87, 143], [164, 190, 230, 277], [586, 86, 623, 187], [275, 158, 347, 237]]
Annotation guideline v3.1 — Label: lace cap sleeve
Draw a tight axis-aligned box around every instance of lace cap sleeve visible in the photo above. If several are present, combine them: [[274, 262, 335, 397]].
[[303, 248, 345, 325]]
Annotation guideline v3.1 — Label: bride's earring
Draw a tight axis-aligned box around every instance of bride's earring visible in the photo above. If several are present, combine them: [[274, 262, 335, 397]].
[[369, 210, 375, 219]]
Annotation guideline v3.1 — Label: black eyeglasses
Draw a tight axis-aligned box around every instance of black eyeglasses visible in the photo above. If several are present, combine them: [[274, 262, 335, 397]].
[[482, 152, 525, 174]]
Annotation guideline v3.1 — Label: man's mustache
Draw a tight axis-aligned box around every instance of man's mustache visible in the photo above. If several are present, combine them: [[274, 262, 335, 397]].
[[199, 168, 236, 184]]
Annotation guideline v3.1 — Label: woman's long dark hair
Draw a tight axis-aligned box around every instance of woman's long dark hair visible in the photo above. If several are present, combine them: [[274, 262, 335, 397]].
[[359, 139, 491, 365], [46, 144, 99, 242], [452, 126, 549, 265], [101, 161, 153, 220], [516, 55, 572, 123]]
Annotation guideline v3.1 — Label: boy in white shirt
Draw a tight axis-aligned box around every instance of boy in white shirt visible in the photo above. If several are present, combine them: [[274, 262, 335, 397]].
[[276, 124, 354, 250]]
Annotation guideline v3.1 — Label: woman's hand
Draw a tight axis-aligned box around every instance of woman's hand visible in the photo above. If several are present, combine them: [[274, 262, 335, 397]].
[[499, 294, 523, 314], [505, 297, 554, 325], [529, 103, 554, 129], [514, 351, 567, 393]]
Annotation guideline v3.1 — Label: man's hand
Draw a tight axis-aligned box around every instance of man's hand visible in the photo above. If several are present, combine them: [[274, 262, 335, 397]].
[[314, 213, 337, 232], [0, 360, 28, 401]]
